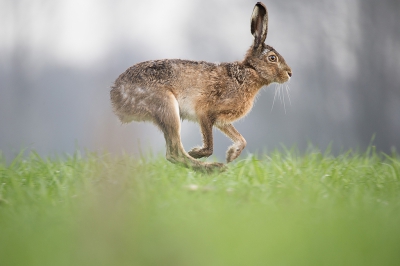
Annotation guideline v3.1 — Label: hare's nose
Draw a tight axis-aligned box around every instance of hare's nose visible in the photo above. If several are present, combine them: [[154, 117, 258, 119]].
[[287, 71, 292, 77]]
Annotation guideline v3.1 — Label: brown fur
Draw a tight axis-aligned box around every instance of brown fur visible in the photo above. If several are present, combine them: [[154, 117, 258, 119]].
[[110, 2, 292, 173]]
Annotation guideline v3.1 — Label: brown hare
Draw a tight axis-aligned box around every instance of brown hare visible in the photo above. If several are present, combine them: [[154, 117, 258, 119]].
[[110, 2, 292, 173]]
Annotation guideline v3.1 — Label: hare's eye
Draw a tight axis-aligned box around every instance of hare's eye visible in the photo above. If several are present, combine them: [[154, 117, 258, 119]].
[[268, 55, 277, 62]]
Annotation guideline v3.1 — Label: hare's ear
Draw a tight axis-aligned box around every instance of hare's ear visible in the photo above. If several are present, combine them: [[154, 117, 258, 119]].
[[251, 2, 268, 49]]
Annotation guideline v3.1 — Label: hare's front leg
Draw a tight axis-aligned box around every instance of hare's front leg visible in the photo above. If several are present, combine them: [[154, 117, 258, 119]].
[[217, 124, 247, 163], [188, 116, 214, 159]]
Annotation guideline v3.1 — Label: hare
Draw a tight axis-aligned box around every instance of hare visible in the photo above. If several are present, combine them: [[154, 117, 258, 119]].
[[110, 2, 292, 173]]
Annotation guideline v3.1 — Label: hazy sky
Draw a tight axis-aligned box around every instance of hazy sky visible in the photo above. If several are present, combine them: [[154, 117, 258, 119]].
[[1, 0, 399, 161], [1, 0, 205, 68]]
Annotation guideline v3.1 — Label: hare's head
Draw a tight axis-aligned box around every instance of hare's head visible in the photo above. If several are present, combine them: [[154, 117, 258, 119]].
[[245, 2, 292, 85]]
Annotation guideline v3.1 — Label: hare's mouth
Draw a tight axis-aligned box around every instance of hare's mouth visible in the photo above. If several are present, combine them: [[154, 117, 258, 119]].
[[277, 71, 292, 84], [282, 70, 292, 82]]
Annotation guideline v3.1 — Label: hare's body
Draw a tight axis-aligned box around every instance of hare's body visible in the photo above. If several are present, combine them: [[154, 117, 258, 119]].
[[112, 59, 263, 124], [111, 2, 292, 172]]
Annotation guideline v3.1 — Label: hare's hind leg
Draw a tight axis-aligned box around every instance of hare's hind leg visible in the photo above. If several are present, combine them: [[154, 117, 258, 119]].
[[155, 92, 225, 173]]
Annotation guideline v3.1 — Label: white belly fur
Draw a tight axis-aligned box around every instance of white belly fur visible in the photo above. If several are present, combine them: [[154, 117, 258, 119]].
[[176, 94, 198, 121]]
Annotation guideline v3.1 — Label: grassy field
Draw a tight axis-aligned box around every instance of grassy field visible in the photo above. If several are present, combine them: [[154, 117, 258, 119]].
[[1, 147, 400, 266]]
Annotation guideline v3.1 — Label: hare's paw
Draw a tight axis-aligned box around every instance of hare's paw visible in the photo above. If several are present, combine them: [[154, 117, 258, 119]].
[[188, 147, 213, 159], [189, 161, 225, 173], [202, 162, 227, 173], [226, 144, 245, 163]]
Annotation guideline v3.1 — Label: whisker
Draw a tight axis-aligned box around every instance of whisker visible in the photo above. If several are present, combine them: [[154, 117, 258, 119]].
[[271, 84, 279, 112], [285, 84, 292, 106], [281, 85, 287, 114]]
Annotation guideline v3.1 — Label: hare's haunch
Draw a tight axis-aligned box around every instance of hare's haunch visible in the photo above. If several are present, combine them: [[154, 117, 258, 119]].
[[110, 2, 292, 173]]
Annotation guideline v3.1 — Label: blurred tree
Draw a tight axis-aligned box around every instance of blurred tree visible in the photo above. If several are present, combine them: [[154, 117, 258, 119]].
[[351, 0, 400, 151]]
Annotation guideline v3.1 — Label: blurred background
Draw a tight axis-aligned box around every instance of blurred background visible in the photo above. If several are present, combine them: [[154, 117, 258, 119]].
[[1, 0, 399, 162]]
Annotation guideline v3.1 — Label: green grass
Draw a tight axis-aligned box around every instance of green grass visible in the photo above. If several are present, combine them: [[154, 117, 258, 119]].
[[1, 147, 400, 266]]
